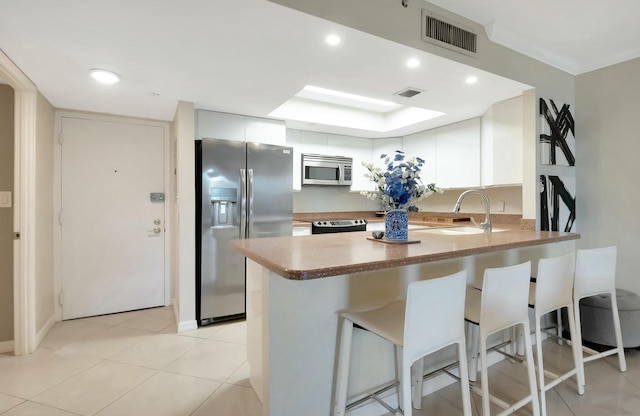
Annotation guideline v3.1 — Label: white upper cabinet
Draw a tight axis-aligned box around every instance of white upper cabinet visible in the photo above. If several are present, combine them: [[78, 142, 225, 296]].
[[245, 116, 286, 146], [288, 129, 375, 192], [370, 137, 403, 192], [195, 110, 286, 145], [401, 119, 480, 189], [286, 129, 302, 191], [402, 130, 437, 184], [327, 135, 372, 191], [289, 130, 329, 191], [299, 130, 329, 155], [202, 105, 522, 193], [196, 110, 245, 141], [372, 137, 403, 162], [435, 118, 481, 189], [481, 96, 523, 186]]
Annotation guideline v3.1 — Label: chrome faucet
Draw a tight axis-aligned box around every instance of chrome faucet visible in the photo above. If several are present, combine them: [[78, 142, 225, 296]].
[[452, 190, 492, 233]]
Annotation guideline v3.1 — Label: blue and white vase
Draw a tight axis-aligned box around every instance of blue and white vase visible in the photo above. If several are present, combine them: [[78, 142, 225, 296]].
[[385, 208, 408, 241]]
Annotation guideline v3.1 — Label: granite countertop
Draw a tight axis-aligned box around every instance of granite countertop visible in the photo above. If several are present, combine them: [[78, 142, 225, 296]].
[[232, 228, 579, 281]]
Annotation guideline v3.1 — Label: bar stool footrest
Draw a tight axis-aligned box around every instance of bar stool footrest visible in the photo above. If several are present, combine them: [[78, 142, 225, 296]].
[[470, 384, 535, 415], [345, 380, 398, 412], [583, 347, 624, 363]]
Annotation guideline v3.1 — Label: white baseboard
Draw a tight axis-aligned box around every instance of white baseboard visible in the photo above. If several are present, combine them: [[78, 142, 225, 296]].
[[177, 320, 198, 333], [35, 314, 56, 348], [172, 301, 198, 333], [172, 301, 179, 327], [0, 340, 14, 354]]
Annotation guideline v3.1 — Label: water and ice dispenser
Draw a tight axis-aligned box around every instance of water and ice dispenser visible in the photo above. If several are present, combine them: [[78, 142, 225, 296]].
[[210, 187, 237, 227]]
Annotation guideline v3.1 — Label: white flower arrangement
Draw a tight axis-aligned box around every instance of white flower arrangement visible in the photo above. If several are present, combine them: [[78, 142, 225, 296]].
[[361, 150, 442, 211]]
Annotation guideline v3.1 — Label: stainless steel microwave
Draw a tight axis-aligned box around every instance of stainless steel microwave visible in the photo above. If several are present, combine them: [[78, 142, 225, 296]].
[[302, 153, 353, 186]]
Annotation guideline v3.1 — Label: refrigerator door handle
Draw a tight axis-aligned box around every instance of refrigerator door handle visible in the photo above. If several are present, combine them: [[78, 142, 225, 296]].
[[248, 169, 254, 238], [240, 168, 247, 239]]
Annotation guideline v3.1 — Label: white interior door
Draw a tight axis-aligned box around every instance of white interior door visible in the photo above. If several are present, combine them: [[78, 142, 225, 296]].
[[60, 116, 165, 320]]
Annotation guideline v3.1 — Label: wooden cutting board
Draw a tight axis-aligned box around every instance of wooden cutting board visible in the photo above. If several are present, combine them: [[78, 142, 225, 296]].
[[421, 217, 471, 223]]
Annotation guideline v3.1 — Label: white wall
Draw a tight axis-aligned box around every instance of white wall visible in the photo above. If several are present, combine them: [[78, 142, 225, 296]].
[[173, 101, 197, 332], [294, 188, 379, 213], [182, 2, 579, 338], [269, 0, 574, 224], [34, 92, 55, 336], [522, 89, 537, 220], [416, 187, 523, 214], [576, 58, 640, 294], [0, 85, 14, 343]]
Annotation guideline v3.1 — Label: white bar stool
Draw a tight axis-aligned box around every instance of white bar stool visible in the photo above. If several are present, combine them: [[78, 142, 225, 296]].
[[529, 253, 584, 416], [333, 270, 472, 416], [465, 261, 540, 416], [573, 246, 627, 388]]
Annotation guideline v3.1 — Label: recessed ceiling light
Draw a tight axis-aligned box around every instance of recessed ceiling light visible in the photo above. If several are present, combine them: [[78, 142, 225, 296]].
[[465, 75, 478, 85], [326, 34, 341, 46], [406, 58, 420, 68], [90, 68, 120, 84]]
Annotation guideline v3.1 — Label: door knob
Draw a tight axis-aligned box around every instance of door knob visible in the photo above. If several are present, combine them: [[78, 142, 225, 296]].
[[153, 227, 161, 234], [154, 219, 162, 225]]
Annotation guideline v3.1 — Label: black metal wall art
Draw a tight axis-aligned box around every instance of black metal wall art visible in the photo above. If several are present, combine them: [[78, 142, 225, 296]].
[[540, 175, 575, 232], [539, 98, 576, 232], [540, 98, 575, 166]]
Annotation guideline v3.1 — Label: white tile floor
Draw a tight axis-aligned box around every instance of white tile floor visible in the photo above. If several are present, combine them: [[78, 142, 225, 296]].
[[388, 340, 640, 416], [0, 307, 639, 415], [0, 307, 260, 416]]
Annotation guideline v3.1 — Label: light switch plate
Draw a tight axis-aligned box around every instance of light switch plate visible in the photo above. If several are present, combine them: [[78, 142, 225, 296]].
[[0, 191, 11, 208]]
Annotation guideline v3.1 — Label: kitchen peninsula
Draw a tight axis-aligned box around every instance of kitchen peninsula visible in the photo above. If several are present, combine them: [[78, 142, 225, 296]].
[[232, 227, 579, 416]]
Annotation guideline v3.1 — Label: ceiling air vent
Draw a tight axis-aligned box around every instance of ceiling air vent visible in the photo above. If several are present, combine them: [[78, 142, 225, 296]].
[[421, 9, 478, 57], [394, 88, 423, 98]]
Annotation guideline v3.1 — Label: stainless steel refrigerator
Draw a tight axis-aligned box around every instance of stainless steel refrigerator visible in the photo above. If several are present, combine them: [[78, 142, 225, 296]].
[[196, 138, 293, 325]]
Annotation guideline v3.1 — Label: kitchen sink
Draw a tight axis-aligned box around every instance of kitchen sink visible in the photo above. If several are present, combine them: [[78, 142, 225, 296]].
[[415, 226, 507, 235]]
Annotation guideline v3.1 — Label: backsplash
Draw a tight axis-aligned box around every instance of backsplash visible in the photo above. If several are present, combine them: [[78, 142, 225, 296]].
[[293, 210, 528, 228], [293, 185, 523, 215]]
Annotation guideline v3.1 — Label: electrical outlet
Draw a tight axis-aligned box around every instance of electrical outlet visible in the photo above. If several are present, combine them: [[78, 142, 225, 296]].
[[496, 200, 505, 212]]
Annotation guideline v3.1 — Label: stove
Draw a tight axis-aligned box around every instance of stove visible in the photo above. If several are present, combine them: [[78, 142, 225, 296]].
[[311, 219, 368, 234]]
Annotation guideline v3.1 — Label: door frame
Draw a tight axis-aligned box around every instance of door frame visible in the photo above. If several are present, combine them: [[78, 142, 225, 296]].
[[0, 50, 37, 355], [53, 111, 172, 321]]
